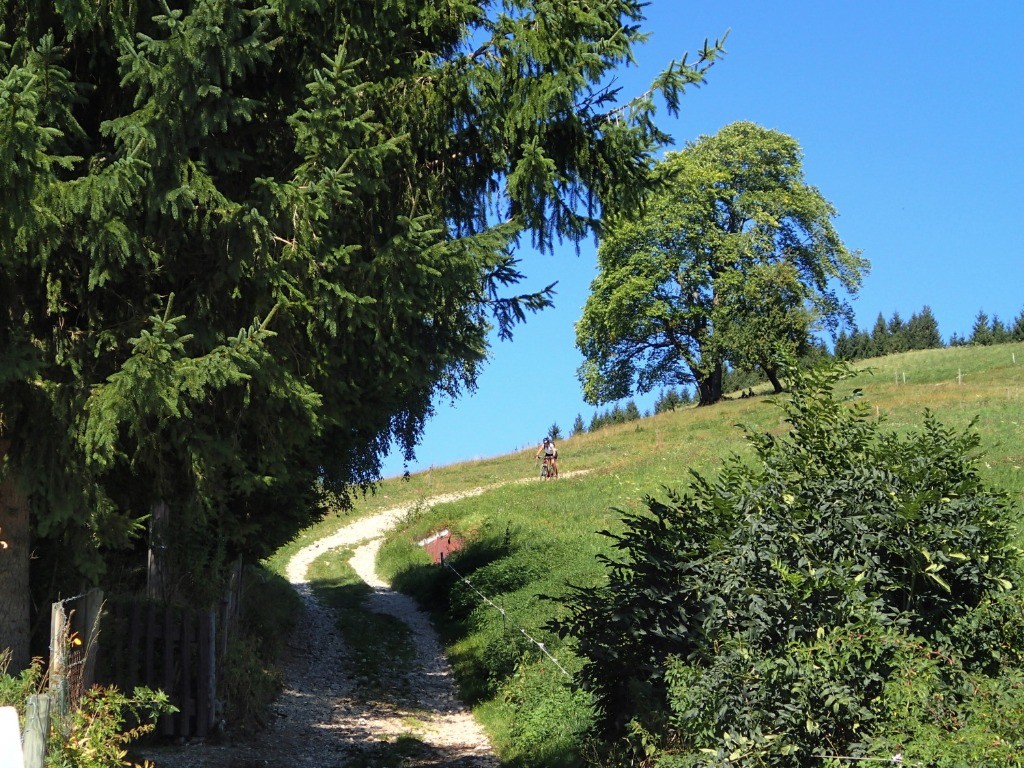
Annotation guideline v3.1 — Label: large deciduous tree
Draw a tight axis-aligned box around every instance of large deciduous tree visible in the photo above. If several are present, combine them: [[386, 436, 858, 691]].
[[0, 1, 722, 666], [576, 121, 866, 406]]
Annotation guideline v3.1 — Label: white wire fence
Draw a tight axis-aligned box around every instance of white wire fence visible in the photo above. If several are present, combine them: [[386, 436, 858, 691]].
[[439, 555, 573, 680], [437, 555, 917, 768]]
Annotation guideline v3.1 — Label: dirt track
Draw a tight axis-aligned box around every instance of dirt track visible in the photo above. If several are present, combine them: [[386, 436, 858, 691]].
[[136, 488, 497, 767]]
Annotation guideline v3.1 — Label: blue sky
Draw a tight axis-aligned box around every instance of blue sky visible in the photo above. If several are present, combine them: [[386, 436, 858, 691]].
[[380, 1, 1024, 477]]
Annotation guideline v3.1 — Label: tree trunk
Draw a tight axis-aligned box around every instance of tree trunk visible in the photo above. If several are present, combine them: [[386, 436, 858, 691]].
[[147, 500, 170, 601], [763, 365, 784, 394], [696, 360, 724, 406], [0, 458, 31, 673]]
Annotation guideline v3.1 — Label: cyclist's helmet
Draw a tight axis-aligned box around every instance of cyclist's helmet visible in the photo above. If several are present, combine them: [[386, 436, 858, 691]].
[[543, 437, 550, 443]]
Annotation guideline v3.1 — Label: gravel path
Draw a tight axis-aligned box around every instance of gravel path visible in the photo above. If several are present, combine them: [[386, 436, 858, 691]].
[[135, 488, 498, 768]]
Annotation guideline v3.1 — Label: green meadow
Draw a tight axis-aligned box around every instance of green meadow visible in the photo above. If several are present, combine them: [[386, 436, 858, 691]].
[[268, 342, 1024, 766]]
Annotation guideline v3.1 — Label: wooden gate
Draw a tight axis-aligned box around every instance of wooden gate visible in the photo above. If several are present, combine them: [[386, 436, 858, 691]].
[[100, 601, 217, 737]]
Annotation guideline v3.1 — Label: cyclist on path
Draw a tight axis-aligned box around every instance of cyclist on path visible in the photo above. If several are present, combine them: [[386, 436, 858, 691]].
[[536, 436, 558, 479]]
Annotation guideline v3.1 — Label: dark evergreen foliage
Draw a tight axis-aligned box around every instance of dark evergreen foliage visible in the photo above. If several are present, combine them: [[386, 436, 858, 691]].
[[1, 0, 723, 627], [837, 306, 944, 361], [653, 387, 691, 414], [970, 310, 995, 345], [588, 399, 644, 432], [1012, 310, 1024, 341], [905, 305, 943, 349]]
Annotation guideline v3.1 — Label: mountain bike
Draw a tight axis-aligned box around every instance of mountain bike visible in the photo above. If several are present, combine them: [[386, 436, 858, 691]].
[[539, 455, 556, 479]]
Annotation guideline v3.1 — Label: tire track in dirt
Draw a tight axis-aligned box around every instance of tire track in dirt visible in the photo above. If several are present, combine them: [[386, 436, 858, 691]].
[[136, 473, 592, 767]]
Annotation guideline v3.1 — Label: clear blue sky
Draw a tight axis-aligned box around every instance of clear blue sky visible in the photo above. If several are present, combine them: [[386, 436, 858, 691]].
[[380, 1, 1024, 478]]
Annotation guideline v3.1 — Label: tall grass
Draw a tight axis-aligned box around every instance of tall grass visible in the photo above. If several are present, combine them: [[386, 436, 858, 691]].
[[273, 343, 1024, 766]]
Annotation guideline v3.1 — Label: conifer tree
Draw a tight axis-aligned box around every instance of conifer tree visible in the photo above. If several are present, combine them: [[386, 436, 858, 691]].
[[887, 311, 907, 352], [654, 388, 681, 413], [869, 313, 890, 357], [833, 330, 852, 360], [991, 315, 1010, 344], [906, 306, 943, 349], [623, 401, 641, 422], [1011, 310, 1024, 342], [851, 329, 873, 359], [0, 0, 724, 666], [970, 310, 994, 345]]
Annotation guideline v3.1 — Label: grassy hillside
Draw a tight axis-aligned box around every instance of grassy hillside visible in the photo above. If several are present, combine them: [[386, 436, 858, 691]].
[[269, 342, 1024, 766]]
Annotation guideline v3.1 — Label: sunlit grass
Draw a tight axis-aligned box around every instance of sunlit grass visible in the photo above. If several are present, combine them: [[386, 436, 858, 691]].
[[265, 342, 1024, 767]]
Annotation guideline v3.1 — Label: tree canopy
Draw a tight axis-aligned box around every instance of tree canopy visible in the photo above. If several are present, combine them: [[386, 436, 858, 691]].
[[575, 121, 867, 406], [0, 0, 723, 665]]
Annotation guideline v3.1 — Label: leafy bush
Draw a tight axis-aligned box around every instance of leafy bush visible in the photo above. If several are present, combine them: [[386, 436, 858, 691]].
[[49, 685, 173, 768], [0, 650, 42, 706], [554, 364, 1024, 766], [2, 651, 173, 768], [500, 660, 596, 767]]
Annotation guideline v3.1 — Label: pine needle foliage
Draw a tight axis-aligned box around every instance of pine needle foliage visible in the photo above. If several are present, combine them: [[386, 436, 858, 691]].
[[1, 2, 724, 612]]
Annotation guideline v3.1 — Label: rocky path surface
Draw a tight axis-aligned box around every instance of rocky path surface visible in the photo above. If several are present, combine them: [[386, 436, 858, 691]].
[[135, 488, 498, 768]]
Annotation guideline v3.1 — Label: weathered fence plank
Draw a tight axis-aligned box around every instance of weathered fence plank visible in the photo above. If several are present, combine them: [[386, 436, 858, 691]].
[[21, 694, 50, 768], [96, 597, 223, 737], [128, 600, 142, 689], [160, 605, 176, 736], [48, 602, 69, 723], [197, 610, 214, 737], [180, 609, 193, 735]]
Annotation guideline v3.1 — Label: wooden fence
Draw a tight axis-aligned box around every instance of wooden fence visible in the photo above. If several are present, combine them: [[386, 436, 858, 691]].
[[8, 564, 245, 763], [98, 559, 244, 737], [101, 600, 218, 737]]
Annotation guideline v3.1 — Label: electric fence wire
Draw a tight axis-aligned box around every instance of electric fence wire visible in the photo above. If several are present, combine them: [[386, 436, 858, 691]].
[[441, 559, 919, 767], [440, 555, 574, 681]]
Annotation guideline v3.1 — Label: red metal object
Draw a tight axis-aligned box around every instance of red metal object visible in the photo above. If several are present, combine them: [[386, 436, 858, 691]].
[[419, 529, 464, 564]]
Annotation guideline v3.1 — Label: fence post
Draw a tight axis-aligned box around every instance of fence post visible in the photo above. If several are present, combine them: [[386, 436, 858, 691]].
[[81, 588, 104, 691], [147, 500, 170, 601], [21, 694, 50, 768], [49, 602, 69, 727]]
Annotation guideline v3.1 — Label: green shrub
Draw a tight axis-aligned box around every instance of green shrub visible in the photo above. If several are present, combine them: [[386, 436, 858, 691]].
[[219, 565, 300, 733], [555, 363, 1024, 766], [48, 685, 173, 768], [2, 652, 172, 768], [0, 651, 41, 706], [500, 660, 596, 767], [220, 635, 285, 734]]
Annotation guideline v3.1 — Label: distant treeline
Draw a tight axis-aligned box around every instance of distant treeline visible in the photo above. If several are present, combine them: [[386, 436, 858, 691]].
[[571, 386, 701, 435], [835, 305, 1024, 360], [571, 305, 1024, 437]]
